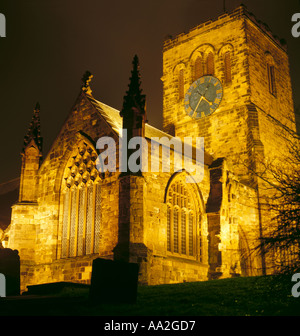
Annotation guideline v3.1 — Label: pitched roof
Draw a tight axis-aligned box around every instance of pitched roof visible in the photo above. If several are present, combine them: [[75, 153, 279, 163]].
[[87, 95, 172, 140], [88, 96, 122, 134]]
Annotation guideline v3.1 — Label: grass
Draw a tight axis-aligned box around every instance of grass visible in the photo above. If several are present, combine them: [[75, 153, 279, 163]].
[[1, 274, 300, 316], [85, 275, 300, 316]]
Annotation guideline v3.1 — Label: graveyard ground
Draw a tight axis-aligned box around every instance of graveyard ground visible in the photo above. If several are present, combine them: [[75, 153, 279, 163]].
[[0, 274, 299, 316]]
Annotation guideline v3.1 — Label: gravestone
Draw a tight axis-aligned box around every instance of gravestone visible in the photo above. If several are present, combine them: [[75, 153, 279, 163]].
[[89, 258, 139, 304], [0, 248, 20, 296]]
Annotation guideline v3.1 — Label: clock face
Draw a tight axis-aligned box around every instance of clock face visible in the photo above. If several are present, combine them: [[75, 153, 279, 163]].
[[184, 75, 223, 120]]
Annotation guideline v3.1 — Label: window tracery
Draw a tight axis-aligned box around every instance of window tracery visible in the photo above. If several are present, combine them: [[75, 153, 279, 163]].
[[166, 176, 201, 260], [61, 140, 101, 258]]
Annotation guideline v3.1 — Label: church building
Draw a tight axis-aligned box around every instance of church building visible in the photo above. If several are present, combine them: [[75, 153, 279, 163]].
[[4, 5, 297, 292]]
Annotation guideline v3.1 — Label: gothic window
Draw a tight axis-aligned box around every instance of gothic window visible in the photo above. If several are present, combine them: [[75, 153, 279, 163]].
[[265, 52, 276, 97], [206, 52, 214, 76], [173, 208, 179, 253], [62, 192, 70, 258], [166, 178, 200, 259], [69, 188, 77, 257], [267, 63, 276, 96], [94, 183, 101, 254], [167, 205, 171, 252], [178, 68, 185, 99], [188, 212, 194, 256], [61, 140, 101, 258], [77, 187, 85, 256], [224, 51, 232, 83], [181, 210, 186, 254], [194, 56, 203, 81]]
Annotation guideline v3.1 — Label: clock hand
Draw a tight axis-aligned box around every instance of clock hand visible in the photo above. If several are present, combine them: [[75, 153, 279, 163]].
[[194, 92, 213, 112], [202, 78, 211, 94], [200, 79, 214, 105], [194, 80, 211, 111], [194, 95, 204, 112], [202, 96, 213, 105]]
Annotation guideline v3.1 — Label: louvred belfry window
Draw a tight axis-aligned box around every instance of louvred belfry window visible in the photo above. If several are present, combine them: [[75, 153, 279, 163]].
[[206, 52, 214, 76], [267, 63, 276, 96], [224, 51, 232, 83], [194, 56, 203, 81], [61, 140, 101, 258], [178, 69, 184, 99], [166, 178, 200, 260]]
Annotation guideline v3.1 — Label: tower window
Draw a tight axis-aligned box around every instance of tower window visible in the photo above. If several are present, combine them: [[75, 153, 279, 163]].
[[178, 69, 184, 99], [224, 51, 232, 83], [267, 63, 276, 96], [206, 52, 214, 76], [194, 56, 203, 81]]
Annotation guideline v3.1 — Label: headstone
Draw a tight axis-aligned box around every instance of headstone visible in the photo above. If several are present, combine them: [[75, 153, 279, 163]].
[[89, 258, 139, 304], [0, 273, 5, 297], [25, 281, 89, 296], [0, 248, 20, 296]]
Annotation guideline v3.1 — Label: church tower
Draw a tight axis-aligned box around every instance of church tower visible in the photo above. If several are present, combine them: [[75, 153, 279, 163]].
[[162, 5, 296, 185]]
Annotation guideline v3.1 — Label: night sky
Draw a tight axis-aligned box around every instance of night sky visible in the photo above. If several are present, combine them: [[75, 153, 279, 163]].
[[0, 0, 299, 184]]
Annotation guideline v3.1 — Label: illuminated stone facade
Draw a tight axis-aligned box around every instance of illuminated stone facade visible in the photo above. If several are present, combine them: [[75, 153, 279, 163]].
[[5, 5, 296, 291]]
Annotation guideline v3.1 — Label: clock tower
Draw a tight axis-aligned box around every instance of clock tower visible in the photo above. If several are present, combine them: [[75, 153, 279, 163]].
[[162, 5, 296, 185]]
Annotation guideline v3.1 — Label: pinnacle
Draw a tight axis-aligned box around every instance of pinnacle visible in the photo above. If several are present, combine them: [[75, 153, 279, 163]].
[[81, 71, 93, 96], [120, 55, 146, 118], [35, 102, 40, 111], [22, 103, 43, 153]]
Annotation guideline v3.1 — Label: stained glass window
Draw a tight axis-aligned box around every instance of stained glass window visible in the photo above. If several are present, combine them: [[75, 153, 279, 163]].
[[166, 178, 200, 259], [61, 141, 102, 258]]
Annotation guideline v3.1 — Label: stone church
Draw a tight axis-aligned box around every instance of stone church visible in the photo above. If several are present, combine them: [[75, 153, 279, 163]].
[[4, 5, 297, 291]]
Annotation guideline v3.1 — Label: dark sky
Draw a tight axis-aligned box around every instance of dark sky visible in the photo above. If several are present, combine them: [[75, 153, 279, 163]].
[[0, 0, 299, 184]]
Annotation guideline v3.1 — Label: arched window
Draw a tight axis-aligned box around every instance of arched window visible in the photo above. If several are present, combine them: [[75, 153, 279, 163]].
[[219, 44, 233, 84], [167, 205, 171, 252], [178, 68, 185, 99], [206, 52, 214, 76], [61, 140, 101, 258], [173, 207, 179, 253], [166, 177, 200, 259], [181, 210, 186, 255], [267, 63, 276, 96], [224, 51, 232, 83], [194, 56, 203, 81], [265, 52, 276, 97]]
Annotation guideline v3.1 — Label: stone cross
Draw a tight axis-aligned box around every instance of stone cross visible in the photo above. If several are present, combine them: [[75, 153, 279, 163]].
[[82, 71, 93, 95]]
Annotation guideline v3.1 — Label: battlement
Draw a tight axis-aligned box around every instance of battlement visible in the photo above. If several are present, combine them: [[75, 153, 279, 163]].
[[163, 4, 287, 52]]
